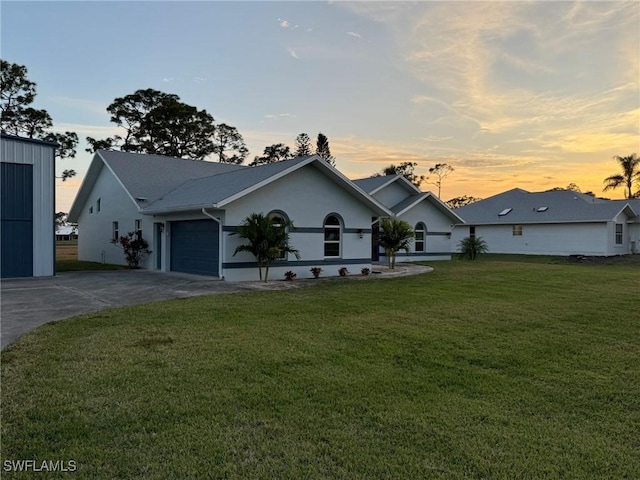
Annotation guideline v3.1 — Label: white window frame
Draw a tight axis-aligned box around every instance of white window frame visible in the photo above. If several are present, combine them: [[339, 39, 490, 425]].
[[615, 223, 623, 245], [512, 225, 523, 236], [324, 215, 342, 258], [135, 219, 142, 239], [112, 221, 119, 242]]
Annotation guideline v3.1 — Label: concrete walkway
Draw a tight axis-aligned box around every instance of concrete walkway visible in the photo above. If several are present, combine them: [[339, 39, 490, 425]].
[[1, 264, 432, 350]]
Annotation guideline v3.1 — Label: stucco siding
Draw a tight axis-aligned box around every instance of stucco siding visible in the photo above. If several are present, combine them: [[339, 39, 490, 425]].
[[222, 164, 374, 281], [452, 223, 611, 256], [370, 181, 412, 209], [77, 166, 154, 267], [1, 136, 55, 276], [395, 201, 454, 260]]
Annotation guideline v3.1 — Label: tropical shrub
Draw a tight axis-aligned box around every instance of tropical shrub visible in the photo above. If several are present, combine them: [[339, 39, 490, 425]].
[[111, 232, 151, 268], [231, 213, 300, 282], [310, 267, 322, 278], [284, 270, 297, 281], [339, 267, 349, 277], [458, 236, 489, 260], [378, 217, 414, 269]]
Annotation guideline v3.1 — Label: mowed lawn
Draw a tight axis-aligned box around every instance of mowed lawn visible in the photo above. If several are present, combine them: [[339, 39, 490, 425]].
[[1, 258, 639, 479]]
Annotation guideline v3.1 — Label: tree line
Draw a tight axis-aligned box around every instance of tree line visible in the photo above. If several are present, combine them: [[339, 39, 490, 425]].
[[3, 60, 638, 201]]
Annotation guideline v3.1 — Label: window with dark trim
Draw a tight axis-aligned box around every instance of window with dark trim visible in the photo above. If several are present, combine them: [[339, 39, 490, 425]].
[[512, 225, 523, 236], [324, 215, 341, 257], [112, 221, 119, 241], [615, 223, 623, 245], [135, 219, 142, 239], [470, 226, 476, 238], [414, 222, 426, 252], [97, 198, 101, 212]]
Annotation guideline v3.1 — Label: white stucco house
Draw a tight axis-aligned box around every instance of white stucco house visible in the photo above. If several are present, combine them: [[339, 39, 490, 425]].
[[353, 174, 464, 261], [452, 188, 640, 256], [1, 133, 57, 278], [68, 151, 392, 281]]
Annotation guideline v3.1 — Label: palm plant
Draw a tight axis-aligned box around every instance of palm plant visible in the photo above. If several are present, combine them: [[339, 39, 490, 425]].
[[378, 217, 414, 269], [458, 236, 488, 260], [231, 213, 300, 282], [603, 153, 640, 199]]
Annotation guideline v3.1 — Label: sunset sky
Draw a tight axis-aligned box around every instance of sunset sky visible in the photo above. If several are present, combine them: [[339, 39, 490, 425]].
[[2, 1, 639, 211]]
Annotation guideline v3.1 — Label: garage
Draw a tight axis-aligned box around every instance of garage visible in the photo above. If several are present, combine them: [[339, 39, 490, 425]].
[[1, 134, 56, 279], [170, 219, 219, 276]]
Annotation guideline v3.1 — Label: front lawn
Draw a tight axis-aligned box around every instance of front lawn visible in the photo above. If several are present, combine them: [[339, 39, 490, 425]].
[[56, 241, 126, 272], [2, 258, 639, 479]]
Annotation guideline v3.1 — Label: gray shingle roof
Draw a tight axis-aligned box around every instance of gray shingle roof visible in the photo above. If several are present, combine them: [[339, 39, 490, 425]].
[[143, 156, 311, 212], [352, 175, 396, 193], [100, 150, 245, 206], [455, 188, 639, 224]]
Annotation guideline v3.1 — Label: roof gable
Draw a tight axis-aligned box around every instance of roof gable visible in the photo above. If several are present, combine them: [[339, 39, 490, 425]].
[[142, 155, 392, 216], [352, 174, 421, 195], [68, 150, 245, 221]]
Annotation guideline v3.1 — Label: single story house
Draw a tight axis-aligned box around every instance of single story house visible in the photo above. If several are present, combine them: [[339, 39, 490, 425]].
[[55, 225, 78, 241], [452, 188, 640, 256], [68, 151, 392, 281], [1, 133, 57, 278], [353, 174, 464, 261]]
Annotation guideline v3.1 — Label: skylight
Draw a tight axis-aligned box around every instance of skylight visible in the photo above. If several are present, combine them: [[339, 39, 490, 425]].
[[498, 208, 512, 216], [537, 206, 549, 212]]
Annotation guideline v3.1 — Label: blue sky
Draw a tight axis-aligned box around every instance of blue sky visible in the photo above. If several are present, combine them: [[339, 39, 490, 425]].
[[2, 1, 639, 211]]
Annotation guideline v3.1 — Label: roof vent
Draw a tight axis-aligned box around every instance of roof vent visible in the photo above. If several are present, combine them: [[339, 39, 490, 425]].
[[536, 206, 549, 212], [498, 208, 512, 216], [135, 197, 148, 202]]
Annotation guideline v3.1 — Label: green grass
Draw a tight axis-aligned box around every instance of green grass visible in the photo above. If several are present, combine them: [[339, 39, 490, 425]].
[[2, 258, 639, 479], [56, 241, 126, 272]]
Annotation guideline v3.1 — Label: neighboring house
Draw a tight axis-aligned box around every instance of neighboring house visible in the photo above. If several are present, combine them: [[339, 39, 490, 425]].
[[353, 174, 464, 261], [1, 133, 57, 278], [55, 225, 78, 241], [452, 188, 640, 256], [68, 151, 391, 281]]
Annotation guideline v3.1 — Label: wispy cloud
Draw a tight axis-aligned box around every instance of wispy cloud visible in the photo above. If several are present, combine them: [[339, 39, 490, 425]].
[[162, 77, 174, 83], [264, 113, 296, 121], [49, 96, 107, 115], [347, 31, 361, 39], [278, 18, 299, 30], [287, 47, 299, 60]]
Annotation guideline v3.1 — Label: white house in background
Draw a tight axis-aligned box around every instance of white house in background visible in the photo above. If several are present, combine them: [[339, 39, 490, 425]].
[[452, 188, 640, 256], [1, 133, 57, 278], [68, 151, 391, 281], [353, 174, 464, 261], [55, 225, 78, 241]]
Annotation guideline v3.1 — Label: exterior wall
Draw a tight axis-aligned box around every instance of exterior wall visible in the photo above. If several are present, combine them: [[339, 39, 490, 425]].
[[1, 136, 55, 276], [392, 201, 454, 261], [222, 164, 375, 281], [451, 222, 612, 256], [77, 165, 156, 268], [629, 223, 640, 254], [370, 181, 413, 209]]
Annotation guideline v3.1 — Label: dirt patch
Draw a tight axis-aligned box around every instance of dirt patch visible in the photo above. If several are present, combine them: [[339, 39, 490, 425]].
[[567, 254, 640, 265]]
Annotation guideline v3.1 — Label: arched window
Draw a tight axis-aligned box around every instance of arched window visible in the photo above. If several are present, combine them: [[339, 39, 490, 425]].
[[324, 214, 342, 257], [415, 222, 426, 252], [268, 211, 288, 260]]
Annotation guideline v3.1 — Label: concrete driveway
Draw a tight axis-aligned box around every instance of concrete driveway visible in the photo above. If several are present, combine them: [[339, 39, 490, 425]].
[[0, 270, 270, 350]]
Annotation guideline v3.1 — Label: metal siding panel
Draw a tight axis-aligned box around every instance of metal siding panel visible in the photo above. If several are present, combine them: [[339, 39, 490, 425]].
[[170, 220, 219, 276], [1, 163, 34, 277], [1, 137, 56, 276]]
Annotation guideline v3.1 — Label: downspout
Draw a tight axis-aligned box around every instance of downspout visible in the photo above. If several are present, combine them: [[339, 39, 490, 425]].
[[202, 207, 223, 279]]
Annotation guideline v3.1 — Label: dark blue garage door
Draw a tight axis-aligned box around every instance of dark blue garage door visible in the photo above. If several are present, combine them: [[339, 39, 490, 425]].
[[170, 219, 219, 276], [1, 162, 33, 278]]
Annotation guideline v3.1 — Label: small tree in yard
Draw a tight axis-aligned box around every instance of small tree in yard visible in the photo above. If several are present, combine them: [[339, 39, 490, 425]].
[[378, 217, 414, 269], [231, 213, 300, 282], [112, 232, 151, 268], [458, 236, 488, 260]]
